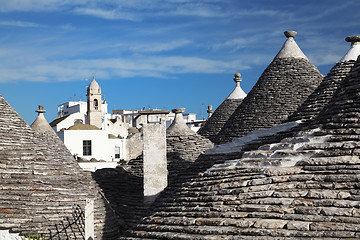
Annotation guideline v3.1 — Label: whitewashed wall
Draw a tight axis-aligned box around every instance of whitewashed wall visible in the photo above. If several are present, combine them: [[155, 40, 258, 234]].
[[58, 129, 125, 162]]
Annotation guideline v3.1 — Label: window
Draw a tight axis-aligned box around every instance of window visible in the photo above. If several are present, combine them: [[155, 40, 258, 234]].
[[83, 140, 92, 156], [115, 146, 121, 159], [94, 99, 99, 110]]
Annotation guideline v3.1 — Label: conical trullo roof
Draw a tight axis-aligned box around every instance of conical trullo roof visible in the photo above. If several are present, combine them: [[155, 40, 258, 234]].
[[197, 73, 246, 142], [30, 105, 54, 132], [167, 108, 213, 183], [0, 96, 119, 238], [214, 31, 323, 144], [120, 53, 360, 240], [288, 35, 360, 123], [233, 35, 360, 153]]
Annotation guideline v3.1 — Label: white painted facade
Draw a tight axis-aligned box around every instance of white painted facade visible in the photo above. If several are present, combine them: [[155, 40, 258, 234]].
[[58, 129, 126, 162], [51, 77, 131, 171], [53, 112, 86, 132], [58, 101, 87, 117], [57, 100, 108, 128]]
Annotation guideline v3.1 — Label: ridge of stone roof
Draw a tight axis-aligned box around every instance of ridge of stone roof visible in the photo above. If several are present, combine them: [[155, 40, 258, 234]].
[[213, 31, 323, 144]]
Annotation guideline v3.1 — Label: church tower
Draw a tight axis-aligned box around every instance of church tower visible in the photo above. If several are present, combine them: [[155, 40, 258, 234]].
[[86, 76, 103, 129]]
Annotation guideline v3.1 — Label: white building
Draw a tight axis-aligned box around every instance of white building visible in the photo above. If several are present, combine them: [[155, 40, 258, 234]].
[[51, 76, 128, 171], [51, 76, 204, 171]]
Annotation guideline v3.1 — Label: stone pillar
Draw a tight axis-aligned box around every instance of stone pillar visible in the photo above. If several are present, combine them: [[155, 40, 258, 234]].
[[141, 111, 168, 205]]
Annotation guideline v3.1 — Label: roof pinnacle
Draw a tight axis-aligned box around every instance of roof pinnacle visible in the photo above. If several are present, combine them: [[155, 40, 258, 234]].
[[172, 108, 185, 114], [207, 105, 213, 119], [31, 105, 53, 132], [234, 73, 242, 84], [227, 72, 247, 100], [345, 36, 360, 45], [36, 105, 46, 114], [339, 35, 360, 62], [284, 31, 297, 38], [274, 30, 308, 60]]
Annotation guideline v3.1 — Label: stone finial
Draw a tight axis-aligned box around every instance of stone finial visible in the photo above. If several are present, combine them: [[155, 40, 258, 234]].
[[31, 105, 54, 133], [340, 35, 360, 62], [275, 31, 308, 60], [207, 105, 213, 119], [167, 108, 194, 135], [172, 108, 185, 114], [227, 72, 247, 100], [36, 105, 46, 114], [234, 73, 242, 83], [345, 36, 360, 44], [284, 31, 297, 38]]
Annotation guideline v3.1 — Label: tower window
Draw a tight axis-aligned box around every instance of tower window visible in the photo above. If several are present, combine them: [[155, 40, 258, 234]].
[[94, 99, 99, 110], [83, 140, 92, 156]]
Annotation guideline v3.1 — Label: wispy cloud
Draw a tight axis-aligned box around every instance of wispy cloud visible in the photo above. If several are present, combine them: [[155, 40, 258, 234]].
[[0, 54, 250, 83], [73, 7, 139, 21], [0, 20, 44, 27], [60, 23, 76, 31], [114, 40, 193, 53]]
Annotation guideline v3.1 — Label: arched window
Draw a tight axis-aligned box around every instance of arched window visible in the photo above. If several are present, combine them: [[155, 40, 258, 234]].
[[94, 99, 98, 110]]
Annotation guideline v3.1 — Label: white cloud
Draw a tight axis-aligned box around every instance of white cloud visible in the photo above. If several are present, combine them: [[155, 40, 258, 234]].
[[114, 40, 192, 53], [0, 20, 43, 27], [0, 0, 90, 12], [0, 54, 250, 83], [73, 7, 139, 21], [0, 0, 231, 20]]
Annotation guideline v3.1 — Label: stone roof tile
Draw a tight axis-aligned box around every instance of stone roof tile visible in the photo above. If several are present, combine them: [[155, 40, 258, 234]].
[[0, 95, 119, 238], [119, 40, 360, 240], [214, 31, 323, 144], [198, 73, 246, 142], [167, 108, 213, 184]]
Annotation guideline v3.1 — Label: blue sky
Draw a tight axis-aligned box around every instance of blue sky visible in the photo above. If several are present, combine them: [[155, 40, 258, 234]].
[[0, 0, 359, 124]]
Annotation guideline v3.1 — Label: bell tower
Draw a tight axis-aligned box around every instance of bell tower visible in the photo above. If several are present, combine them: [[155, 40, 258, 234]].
[[86, 76, 103, 129]]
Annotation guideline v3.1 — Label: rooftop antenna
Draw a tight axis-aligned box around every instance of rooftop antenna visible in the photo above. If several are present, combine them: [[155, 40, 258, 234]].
[[200, 103, 204, 120]]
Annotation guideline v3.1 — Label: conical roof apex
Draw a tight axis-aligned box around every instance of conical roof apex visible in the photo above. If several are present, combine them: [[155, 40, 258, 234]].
[[274, 31, 308, 60], [339, 35, 360, 62]]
